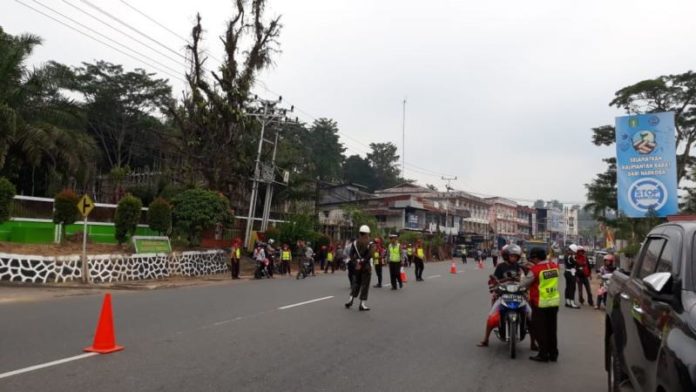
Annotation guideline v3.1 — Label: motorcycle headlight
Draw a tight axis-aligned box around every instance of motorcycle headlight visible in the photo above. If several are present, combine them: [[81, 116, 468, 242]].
[[506, 285, 519, 293]]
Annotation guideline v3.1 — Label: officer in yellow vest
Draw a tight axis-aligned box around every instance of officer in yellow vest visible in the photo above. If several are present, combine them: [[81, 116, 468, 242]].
[[230, 239, 241, 279], [522, 247, 560, 362], [406, 243, 414, 267], [323, 244, 335, 274], [414, 239, 426, 281], [388, 234, 403, 290], [281, 244, 292, 275]]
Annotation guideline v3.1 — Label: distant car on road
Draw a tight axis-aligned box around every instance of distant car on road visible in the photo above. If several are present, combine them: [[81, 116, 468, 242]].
[[604, 221, 696, 392]]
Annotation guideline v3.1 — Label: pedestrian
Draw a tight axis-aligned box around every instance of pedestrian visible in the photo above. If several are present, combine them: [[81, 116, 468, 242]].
[[319, 245, 327, 271], [324, 244, 336, 273], [414, 239, 425, 281], [345, 225, 374, 311], [281, 243, 292, 275], [491, 247, 499, 267], [462, 247, 468, 264], [372, 237, 385, 288], [522, 247, 560, 362], [304, 241, 316, 276], [575, 246, 593, 306], [387, 234, 403, 290], [229, 239, 241, 279]]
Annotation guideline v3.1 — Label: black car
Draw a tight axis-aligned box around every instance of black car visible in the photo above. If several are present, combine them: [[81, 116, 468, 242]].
[[604, 221, 696, 391]]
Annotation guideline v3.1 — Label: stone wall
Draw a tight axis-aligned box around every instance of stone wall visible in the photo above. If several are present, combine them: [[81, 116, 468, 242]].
[[0, 250, 229, 284]]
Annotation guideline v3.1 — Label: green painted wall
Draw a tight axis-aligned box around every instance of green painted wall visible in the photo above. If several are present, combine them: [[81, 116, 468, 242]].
[[0, 220, 157, 244]]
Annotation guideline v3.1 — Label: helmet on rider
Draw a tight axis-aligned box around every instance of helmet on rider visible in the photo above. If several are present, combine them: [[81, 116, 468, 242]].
[[506, 244, 522, 262], [268, 239, 274, 245], [603, 254, 615, 264], [359, 225, 371, 234], [501, 245, 510, 262]]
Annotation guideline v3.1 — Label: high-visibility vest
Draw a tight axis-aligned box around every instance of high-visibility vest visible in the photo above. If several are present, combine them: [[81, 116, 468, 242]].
[[407, 247, 413, 256], [282, 250, 291, 261], [538, 267, 561, 308], [235, 248, 240, 259], [417, 247, 424, 259], [373, 249, 381, 265], [389, 244, 401, 262], [327, 252, 334, 262]]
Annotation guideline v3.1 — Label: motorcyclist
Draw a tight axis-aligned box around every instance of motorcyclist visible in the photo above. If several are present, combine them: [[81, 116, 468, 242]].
[[253, 242, 267, 279], [594, 254, 616, 310], [477, 244, 530, 347]]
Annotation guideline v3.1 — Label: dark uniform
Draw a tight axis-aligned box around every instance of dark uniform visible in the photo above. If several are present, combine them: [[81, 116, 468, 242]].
[[345, 237, 373, 310]]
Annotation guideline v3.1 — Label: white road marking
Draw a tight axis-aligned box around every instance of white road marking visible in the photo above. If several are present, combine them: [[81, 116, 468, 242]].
[[0, 352, 99, 380], [426, 275, 442, 279], [278, 296, 334, 310]]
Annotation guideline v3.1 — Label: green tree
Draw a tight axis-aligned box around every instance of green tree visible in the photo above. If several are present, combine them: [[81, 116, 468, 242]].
[[53, 189, 79, 243], [168, 3, 281, 191], [276, 212, 317, 250], [343, 154, 377, 190], [367, 142, 401, 190], [172, 188, 232, 246], [0, 177, 16, 223], [114, 194, 143, 244], [147, 197, 172, 235], [306, 118, 345, 181]]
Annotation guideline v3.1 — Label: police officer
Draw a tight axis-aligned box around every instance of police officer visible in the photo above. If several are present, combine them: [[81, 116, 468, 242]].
[[281, 244, 292, 275], [522, 247, 560, 362], [345, 225, 374, 311], [372, 237, 385, 288], [230, 239, 241, 279], [414, 239, 425, 281], [324, 244, 335, 273], [406, 243, 414, 267], [387, 234, 403, 290]]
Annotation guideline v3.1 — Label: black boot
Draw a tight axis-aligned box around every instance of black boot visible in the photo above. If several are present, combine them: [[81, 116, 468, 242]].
[[359, 301, 370, 311], [344, 296, 354, 309]]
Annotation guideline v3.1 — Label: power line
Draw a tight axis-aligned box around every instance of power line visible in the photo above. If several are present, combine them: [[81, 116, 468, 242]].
[[62, 0, 185, 68], [15, 0, 186, 83], [78, 0, 187, 61]]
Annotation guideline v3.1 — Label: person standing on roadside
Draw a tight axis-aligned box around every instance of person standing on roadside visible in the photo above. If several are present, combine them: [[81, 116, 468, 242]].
[[230, 239, 241, 279], [387, 234, 403, 290], [372, 237, 385, 288], [522, 247, 560, 362], [324, 244, 336, 274], [414, 239, 426, 281], [281, 243, 292, 275], [491, 247, 499, 267], [575, 246, 593, 306], [563, 245, 580, 308], [345, 225, 374, 311]]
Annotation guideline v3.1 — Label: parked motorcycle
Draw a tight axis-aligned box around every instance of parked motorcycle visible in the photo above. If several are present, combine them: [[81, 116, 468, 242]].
[[254, 259, 270, 279], [492, 281, 529, 359], [296, 257, 313, 280]]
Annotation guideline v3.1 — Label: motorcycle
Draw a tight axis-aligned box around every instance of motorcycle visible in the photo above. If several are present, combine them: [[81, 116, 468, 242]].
[[254, 259, 270, 279], [492, 281, 529, 359]]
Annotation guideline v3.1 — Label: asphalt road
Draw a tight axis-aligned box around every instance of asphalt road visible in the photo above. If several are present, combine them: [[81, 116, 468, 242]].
[[0, 260, 605, 392]]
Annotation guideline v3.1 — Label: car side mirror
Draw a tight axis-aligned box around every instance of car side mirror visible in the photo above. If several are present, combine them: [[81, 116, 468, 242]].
[[643, 272, 673, 295]]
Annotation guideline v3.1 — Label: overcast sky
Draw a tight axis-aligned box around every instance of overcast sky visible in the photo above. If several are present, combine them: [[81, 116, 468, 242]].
[[4, 0, 696, 205]]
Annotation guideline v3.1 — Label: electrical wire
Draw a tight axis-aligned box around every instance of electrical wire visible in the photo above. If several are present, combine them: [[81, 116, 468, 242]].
[[15, 0, 187, 83]]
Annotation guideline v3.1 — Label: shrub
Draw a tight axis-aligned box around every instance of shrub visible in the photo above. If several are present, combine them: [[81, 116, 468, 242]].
[[147, 197, 172, 235], [172, 188, 232, 246], [53, 189, 79, 242], [115, 194, 143, 244], [0, 177, 16, 223], [276, 213, 317, 250], [126, 185, 156, 206]]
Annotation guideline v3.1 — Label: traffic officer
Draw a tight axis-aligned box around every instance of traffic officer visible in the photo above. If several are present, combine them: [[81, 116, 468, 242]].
[[406, 243, 414, 267], [414, 239, 425, 281], [372, 237, 385, 288], [323, 244, 335, 273], [281, 244, 292, 275], [522, 247, 560, 362], [387, 234, 403, 290], [345, 225, 374, 311], [230, 238, 241, 279]]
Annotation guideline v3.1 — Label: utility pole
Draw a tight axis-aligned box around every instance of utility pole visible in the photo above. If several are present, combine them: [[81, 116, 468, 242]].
[[441, 176, 457, 237], [243, 96, 294, 249], [402, 97, 407, 178]]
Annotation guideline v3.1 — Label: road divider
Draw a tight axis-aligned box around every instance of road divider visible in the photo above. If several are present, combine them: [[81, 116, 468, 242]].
[[278, 296, 334, 310], [0, 352, 98, 380]]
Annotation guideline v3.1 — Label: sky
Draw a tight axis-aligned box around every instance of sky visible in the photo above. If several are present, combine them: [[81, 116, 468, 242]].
[[4, 0, 696, 205]]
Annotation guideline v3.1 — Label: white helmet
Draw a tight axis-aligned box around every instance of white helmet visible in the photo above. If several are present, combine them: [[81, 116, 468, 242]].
[[569, 244, 578, 253], [268, 239, 274, 245], [507, 244, 522, 257], [359, 225, 371, 234]]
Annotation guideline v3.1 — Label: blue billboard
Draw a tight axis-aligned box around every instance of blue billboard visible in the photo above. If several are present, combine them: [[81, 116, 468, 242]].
[[615, 112, 678, 217]]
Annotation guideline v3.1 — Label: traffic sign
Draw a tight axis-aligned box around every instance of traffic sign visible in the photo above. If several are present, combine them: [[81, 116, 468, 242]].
[[77, 194, 95, 217]]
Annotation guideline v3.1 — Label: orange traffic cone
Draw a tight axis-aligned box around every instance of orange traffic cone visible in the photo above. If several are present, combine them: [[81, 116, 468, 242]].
[[400, 266, 408, 283], [450, 262, 457, 274], [84, 293, 124, 354]]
